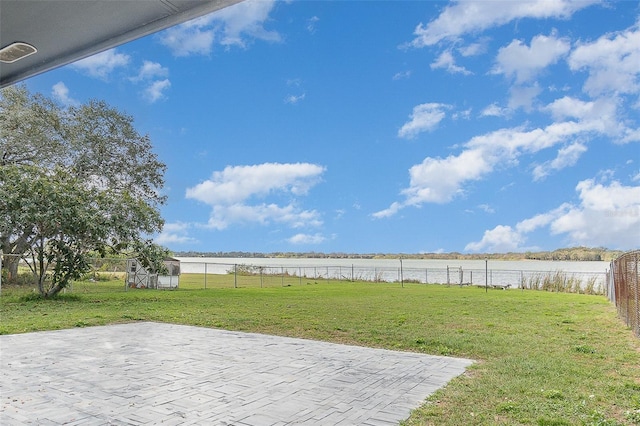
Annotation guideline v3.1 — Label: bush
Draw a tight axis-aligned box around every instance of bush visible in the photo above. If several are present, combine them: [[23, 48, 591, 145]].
[[80, 271, 123, 282], [522, 271, 603, 295], [2, 270, 35, 286]]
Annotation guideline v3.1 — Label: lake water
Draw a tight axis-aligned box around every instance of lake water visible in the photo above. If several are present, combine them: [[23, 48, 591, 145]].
[[175, 257, 610, 289]]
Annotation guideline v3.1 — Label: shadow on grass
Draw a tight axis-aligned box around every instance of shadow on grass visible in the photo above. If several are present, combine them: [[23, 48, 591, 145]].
[[19, 292, 82, 302]]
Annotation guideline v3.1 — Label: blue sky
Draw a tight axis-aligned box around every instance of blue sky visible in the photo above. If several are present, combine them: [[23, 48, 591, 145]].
[[24, 0, 640, 254]]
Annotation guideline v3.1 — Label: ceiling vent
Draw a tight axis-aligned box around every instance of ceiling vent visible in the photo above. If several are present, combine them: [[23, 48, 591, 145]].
[[0, 42, 37, 63]]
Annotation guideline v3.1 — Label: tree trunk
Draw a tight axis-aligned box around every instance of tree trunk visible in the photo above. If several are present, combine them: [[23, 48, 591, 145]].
[[1, 233, 33, 282], [2, 256, 20, 282], [45, 284, 65, 298]]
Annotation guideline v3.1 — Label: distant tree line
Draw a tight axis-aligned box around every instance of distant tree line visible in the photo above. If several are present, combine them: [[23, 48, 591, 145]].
[[523, 247, 623, 262]]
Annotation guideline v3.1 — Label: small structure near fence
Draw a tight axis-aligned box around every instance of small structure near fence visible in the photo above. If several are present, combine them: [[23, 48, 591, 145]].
[[126, 257, 180, 289], [608, 250, 639, 338]]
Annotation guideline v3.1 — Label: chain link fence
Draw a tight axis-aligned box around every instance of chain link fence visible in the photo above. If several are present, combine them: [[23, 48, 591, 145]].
[[607, 250, 639, 338], [178, 260, 605, 293], [1, 255, 606, 294]]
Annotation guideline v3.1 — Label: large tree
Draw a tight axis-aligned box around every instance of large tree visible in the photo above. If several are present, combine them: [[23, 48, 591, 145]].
[[0, 86, 167, 296]]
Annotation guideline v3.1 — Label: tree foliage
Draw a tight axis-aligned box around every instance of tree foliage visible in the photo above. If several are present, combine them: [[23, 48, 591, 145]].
[[0, 85, 168, 297], [129, 239, 171, 276], [0, 165, 106, 296]]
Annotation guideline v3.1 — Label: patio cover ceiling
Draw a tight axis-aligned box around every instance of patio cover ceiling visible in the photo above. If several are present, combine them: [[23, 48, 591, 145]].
[[0, 0, 241, 88]]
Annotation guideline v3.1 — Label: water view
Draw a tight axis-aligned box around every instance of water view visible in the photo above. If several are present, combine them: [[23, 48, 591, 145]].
[[176, 257, 610, 290]]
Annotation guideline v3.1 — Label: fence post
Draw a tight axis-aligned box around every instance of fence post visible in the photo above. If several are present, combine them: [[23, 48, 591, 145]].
[[485, 259, 488, 293], [351, 264, 354, 282], [281, 267, 284, 287], [260, 268, 263, 288], [400, 258, 404, 288], [204, 263, 207, 289], [234, 264, 237, 288], [635, 252, 639, 336]]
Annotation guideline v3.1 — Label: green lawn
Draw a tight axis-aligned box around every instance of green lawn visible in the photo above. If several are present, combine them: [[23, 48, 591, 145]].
[[1, 276, 639, 425]]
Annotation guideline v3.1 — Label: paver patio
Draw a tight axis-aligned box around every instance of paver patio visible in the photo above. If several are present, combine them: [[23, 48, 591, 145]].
[[0, 322, 473, 425]]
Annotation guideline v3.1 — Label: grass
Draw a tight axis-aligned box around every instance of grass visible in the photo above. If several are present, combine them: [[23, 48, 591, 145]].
[[1, 275, 639, 425]]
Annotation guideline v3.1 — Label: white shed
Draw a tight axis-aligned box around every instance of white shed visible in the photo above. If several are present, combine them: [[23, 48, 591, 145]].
[[126, 257, 180, 289]]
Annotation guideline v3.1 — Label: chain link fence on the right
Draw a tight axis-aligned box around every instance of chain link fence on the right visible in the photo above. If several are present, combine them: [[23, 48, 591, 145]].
[[608, 250, 640, 338]]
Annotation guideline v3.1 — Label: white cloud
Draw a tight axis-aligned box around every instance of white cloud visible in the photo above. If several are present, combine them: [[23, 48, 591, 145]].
[[307, 16, 320, 34], [132, 61, 169, 82], [155, 233, 195, 245], [163, 222, 191, 233], [159, 0, 280, 56], [543, 96, 627, 139], [551, 179, 640, 248], [187, 163, 325, 205], [493, 33, 570, 83], [186, 162, 325, 230], [459, 40, 488, 57], [143, 79, 171, 103], [215, 0, 281, 47], [120, 61, 172, 103], [205, 203, 322, 230], [160, 16, 216, 56], [285, 93, 306, 104], [431, 51, 472, 75], [466, 178, 640, 251], [288, 233, 326, 244], [155, 222, 197, 246], [372, 201, 403, 219], [398, 103, 450, 139], [284, 79, 306, 104], [478, 204, 495, 214], [515, 207, 566, 233], [622, 128, 640, 144], [376, 93, 632, 217], [507, 84, 541, 111], [544, 96, 598, 120], [402, 148, 493, 205], [532, 141, 587, 181], [464, 225, 523, 252], [453, 109, 472, 120], [569, 22, 640, 96], [408, 0, 599, 48], [393, 70, 412, 80], [130, 61, 171, 103], [71, 53, 170, 103], [51, 82, 79, 107], [71, 49, 130, 79], [480, 103, 509, 117]]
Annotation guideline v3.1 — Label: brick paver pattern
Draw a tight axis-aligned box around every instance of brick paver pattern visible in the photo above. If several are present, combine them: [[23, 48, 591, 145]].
[[1, 322, 473, 425]]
